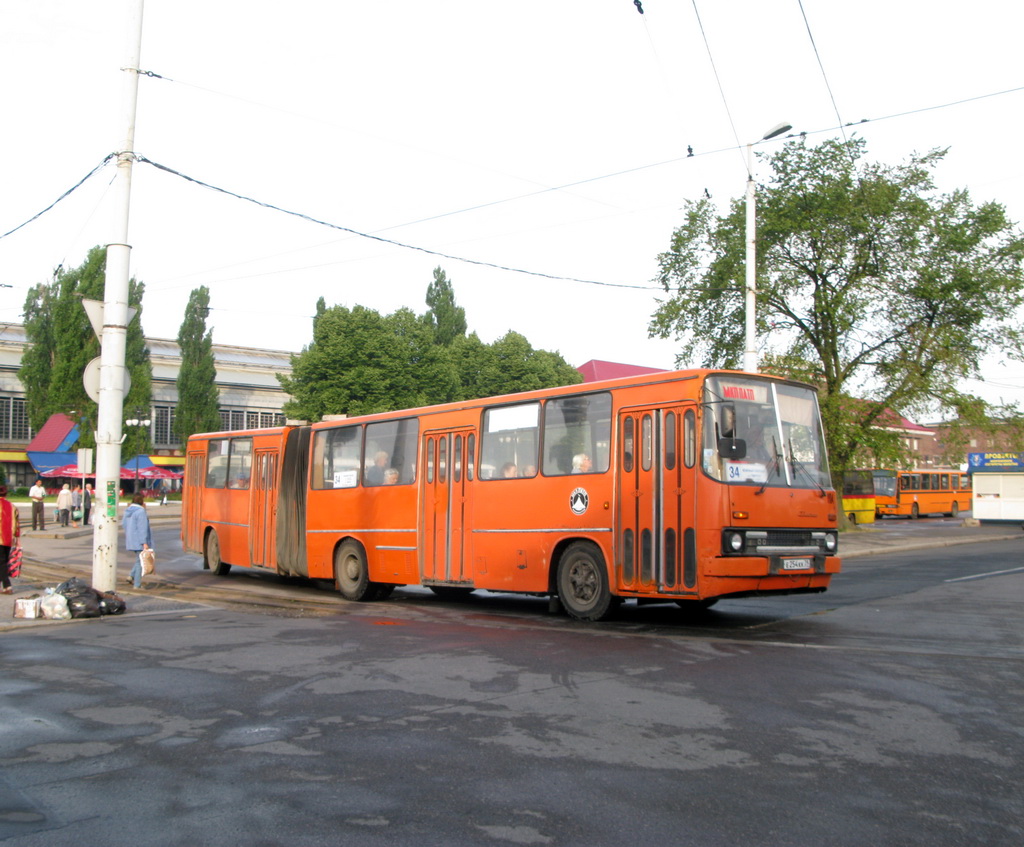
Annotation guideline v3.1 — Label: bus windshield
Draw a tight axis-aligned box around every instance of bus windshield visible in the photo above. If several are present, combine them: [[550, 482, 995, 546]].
[[702, 375, 830, 489], [872, 472, 897, 498]]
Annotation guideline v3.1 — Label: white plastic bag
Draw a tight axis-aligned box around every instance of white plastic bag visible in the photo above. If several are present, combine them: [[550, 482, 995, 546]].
[[140, 548, 156, 575], [40, 592, 72, 620]]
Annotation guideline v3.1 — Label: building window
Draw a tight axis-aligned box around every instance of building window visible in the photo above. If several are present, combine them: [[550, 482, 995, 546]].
[[0, 397, 32, 442], [218, 408, 286, 432], [154, 405, 176, 446]]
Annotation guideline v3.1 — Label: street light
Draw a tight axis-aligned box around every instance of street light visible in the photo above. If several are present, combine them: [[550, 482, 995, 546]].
[[125, 408, 151, 492], [744, 121, 792, 372]]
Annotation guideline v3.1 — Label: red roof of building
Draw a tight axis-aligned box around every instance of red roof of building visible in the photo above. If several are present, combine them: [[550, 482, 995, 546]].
[[27, 413, 77, 452], [577, 359, 668, 383]]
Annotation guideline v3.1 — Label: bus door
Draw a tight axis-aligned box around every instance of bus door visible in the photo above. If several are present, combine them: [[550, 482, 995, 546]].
[[420, 429, 474, 585], [617, 405, 698, 595], [183, 452, 205, 554], [249, 449, 278, 568]]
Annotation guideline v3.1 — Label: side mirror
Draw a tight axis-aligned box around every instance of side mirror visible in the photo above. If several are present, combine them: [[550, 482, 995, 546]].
[[718, 437, 747, 460]]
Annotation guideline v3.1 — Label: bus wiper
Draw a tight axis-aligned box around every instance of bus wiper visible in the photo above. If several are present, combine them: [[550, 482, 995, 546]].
[[788, 438, 826, 496], [756, 436, 783, 495]]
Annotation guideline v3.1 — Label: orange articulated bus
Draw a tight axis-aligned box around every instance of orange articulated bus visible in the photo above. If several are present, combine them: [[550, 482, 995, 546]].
[[182, 370, 841, 620], [871, 468, 972, 519]]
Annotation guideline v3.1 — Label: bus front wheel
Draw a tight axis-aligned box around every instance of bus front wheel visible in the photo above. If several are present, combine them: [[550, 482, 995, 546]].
[[557, 541, 613, 622], [911, 503, 920, 520], [335, 540, 379, 602], [950, 501, 960, 518], [205, 530, 231, 576]]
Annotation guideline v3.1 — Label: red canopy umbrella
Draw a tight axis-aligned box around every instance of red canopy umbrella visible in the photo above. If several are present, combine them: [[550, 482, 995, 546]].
[[136, 466, 184, 480], [40, 464, 93, 478]]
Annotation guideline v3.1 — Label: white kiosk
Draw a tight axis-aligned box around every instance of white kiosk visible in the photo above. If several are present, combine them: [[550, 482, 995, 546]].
[[968, 452, 1024, 523]]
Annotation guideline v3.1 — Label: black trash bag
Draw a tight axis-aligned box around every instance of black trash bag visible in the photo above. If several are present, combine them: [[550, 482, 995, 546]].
[[97, 591, 127, 615], [66, 592, 102, 618], [55, 577, 102, 619], [55, 577, 92, 598]]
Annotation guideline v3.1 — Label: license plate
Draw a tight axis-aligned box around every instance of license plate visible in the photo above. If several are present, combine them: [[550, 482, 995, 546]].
[[781, 558, 813, 571]]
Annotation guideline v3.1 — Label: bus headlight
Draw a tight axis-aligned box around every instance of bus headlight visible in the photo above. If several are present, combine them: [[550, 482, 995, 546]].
[[824, 532, 837, 552], [726, 531, 744, 553]]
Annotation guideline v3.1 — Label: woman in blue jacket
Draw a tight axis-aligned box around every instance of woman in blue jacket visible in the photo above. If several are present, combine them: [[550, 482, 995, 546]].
[[123, 493, 153, 589]]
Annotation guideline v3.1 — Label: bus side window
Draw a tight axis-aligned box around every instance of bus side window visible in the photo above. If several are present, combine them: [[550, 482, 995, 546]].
[[364, 418, 418, 486], [541, 392, 611, 476], [481, 402, 539, 480], [665, 412, 676, 471], [227, 438, 253, 489], [205, 439, 229, 488], [684, 409, 696, 468], [312, 426, 361, 489]]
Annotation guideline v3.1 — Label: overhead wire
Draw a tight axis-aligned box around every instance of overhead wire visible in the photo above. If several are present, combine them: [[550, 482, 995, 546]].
[[1, 85, 1022, 292], [796, 0, 849, 145], [689, 0, 745, 171], [135, 156, 661, 290], [0, 154, 114, 242]]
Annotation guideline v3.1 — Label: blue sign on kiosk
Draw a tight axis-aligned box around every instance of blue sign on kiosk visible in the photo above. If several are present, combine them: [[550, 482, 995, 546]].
[[968, 452, 1024, 472]]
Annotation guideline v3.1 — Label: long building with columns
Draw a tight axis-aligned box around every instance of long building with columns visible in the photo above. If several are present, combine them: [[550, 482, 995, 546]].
[[0, 322, 292, 486]]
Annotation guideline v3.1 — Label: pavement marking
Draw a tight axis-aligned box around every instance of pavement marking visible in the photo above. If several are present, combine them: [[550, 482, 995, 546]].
[[945, 566, 1024, 583]]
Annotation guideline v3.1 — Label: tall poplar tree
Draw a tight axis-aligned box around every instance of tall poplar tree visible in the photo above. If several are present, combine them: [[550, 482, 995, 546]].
[[20, 246, 152, 457], [424, 266, 467, 346], [174, 286, 221, 443]]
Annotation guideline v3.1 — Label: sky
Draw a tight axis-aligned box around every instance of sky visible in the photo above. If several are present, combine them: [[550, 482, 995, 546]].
[[1, 0, 1023, 417]]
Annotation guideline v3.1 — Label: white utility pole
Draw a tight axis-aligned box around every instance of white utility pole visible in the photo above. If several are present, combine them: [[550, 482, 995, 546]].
[[743, 142, 757, 373], [92, 0, 145, 592], [743, 121, 792, 374]]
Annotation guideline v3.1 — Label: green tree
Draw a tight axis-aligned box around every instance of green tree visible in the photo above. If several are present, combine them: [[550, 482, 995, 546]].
[[279, 304, 457, 420], [424, 266, 467, 346], [473, 331, 582, 398], [174, 286, 221, 443], [20, 246, 153, 457], [650, 138, 1024, 480]]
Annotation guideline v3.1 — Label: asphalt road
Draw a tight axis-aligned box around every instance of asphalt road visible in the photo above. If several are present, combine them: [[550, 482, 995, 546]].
[[2, 533, 1022, 846]]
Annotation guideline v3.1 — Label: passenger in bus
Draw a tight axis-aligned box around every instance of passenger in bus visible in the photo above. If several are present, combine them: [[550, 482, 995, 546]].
[[572, 453, 593, 473], [502, 462, 518, 478], [365, 451, 389, 485], [383, 468, 400, 485], [522, 464, 537, 477]]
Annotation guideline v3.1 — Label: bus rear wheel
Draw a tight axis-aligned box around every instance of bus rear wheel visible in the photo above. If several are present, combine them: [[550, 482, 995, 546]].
[[205, 530, 231, 576], [950, 501, 960, 518], [557, 541, 613, 622], [334, 540, 382, 602], [911, 503, 920, 520]]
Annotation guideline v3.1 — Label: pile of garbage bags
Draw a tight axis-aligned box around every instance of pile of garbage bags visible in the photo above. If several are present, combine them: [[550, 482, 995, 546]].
[[13, 577, 126, 620]]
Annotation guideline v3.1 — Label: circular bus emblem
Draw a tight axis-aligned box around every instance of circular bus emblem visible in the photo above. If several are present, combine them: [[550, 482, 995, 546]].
[[570, 487, 589, 515]]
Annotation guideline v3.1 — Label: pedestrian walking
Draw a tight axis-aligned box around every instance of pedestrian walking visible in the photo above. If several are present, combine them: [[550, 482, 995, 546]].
[[124, 493, 153, 589], [56, 483, 73, 527], [71, 485, 82, 527], [0, 484, 21, 594], [83, 484, 93, 525], [29, 478, 46, 530]]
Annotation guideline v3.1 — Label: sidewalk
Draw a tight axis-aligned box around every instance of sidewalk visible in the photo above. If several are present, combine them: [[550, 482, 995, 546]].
[[2, 501, 184, 630], [2, 509, 1021, 629]]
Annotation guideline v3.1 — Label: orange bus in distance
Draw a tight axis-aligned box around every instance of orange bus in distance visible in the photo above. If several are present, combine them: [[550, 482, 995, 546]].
[[182, 370, 841, 620], [870, 468, 972, 519]]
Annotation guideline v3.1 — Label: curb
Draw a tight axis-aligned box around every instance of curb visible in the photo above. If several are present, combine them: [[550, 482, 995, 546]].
[[842, 531, 1022, 559]]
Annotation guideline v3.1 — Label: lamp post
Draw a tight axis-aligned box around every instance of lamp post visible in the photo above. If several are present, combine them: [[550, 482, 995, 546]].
[[744, 121, 792, 373], [125, 409, 151, 493]]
